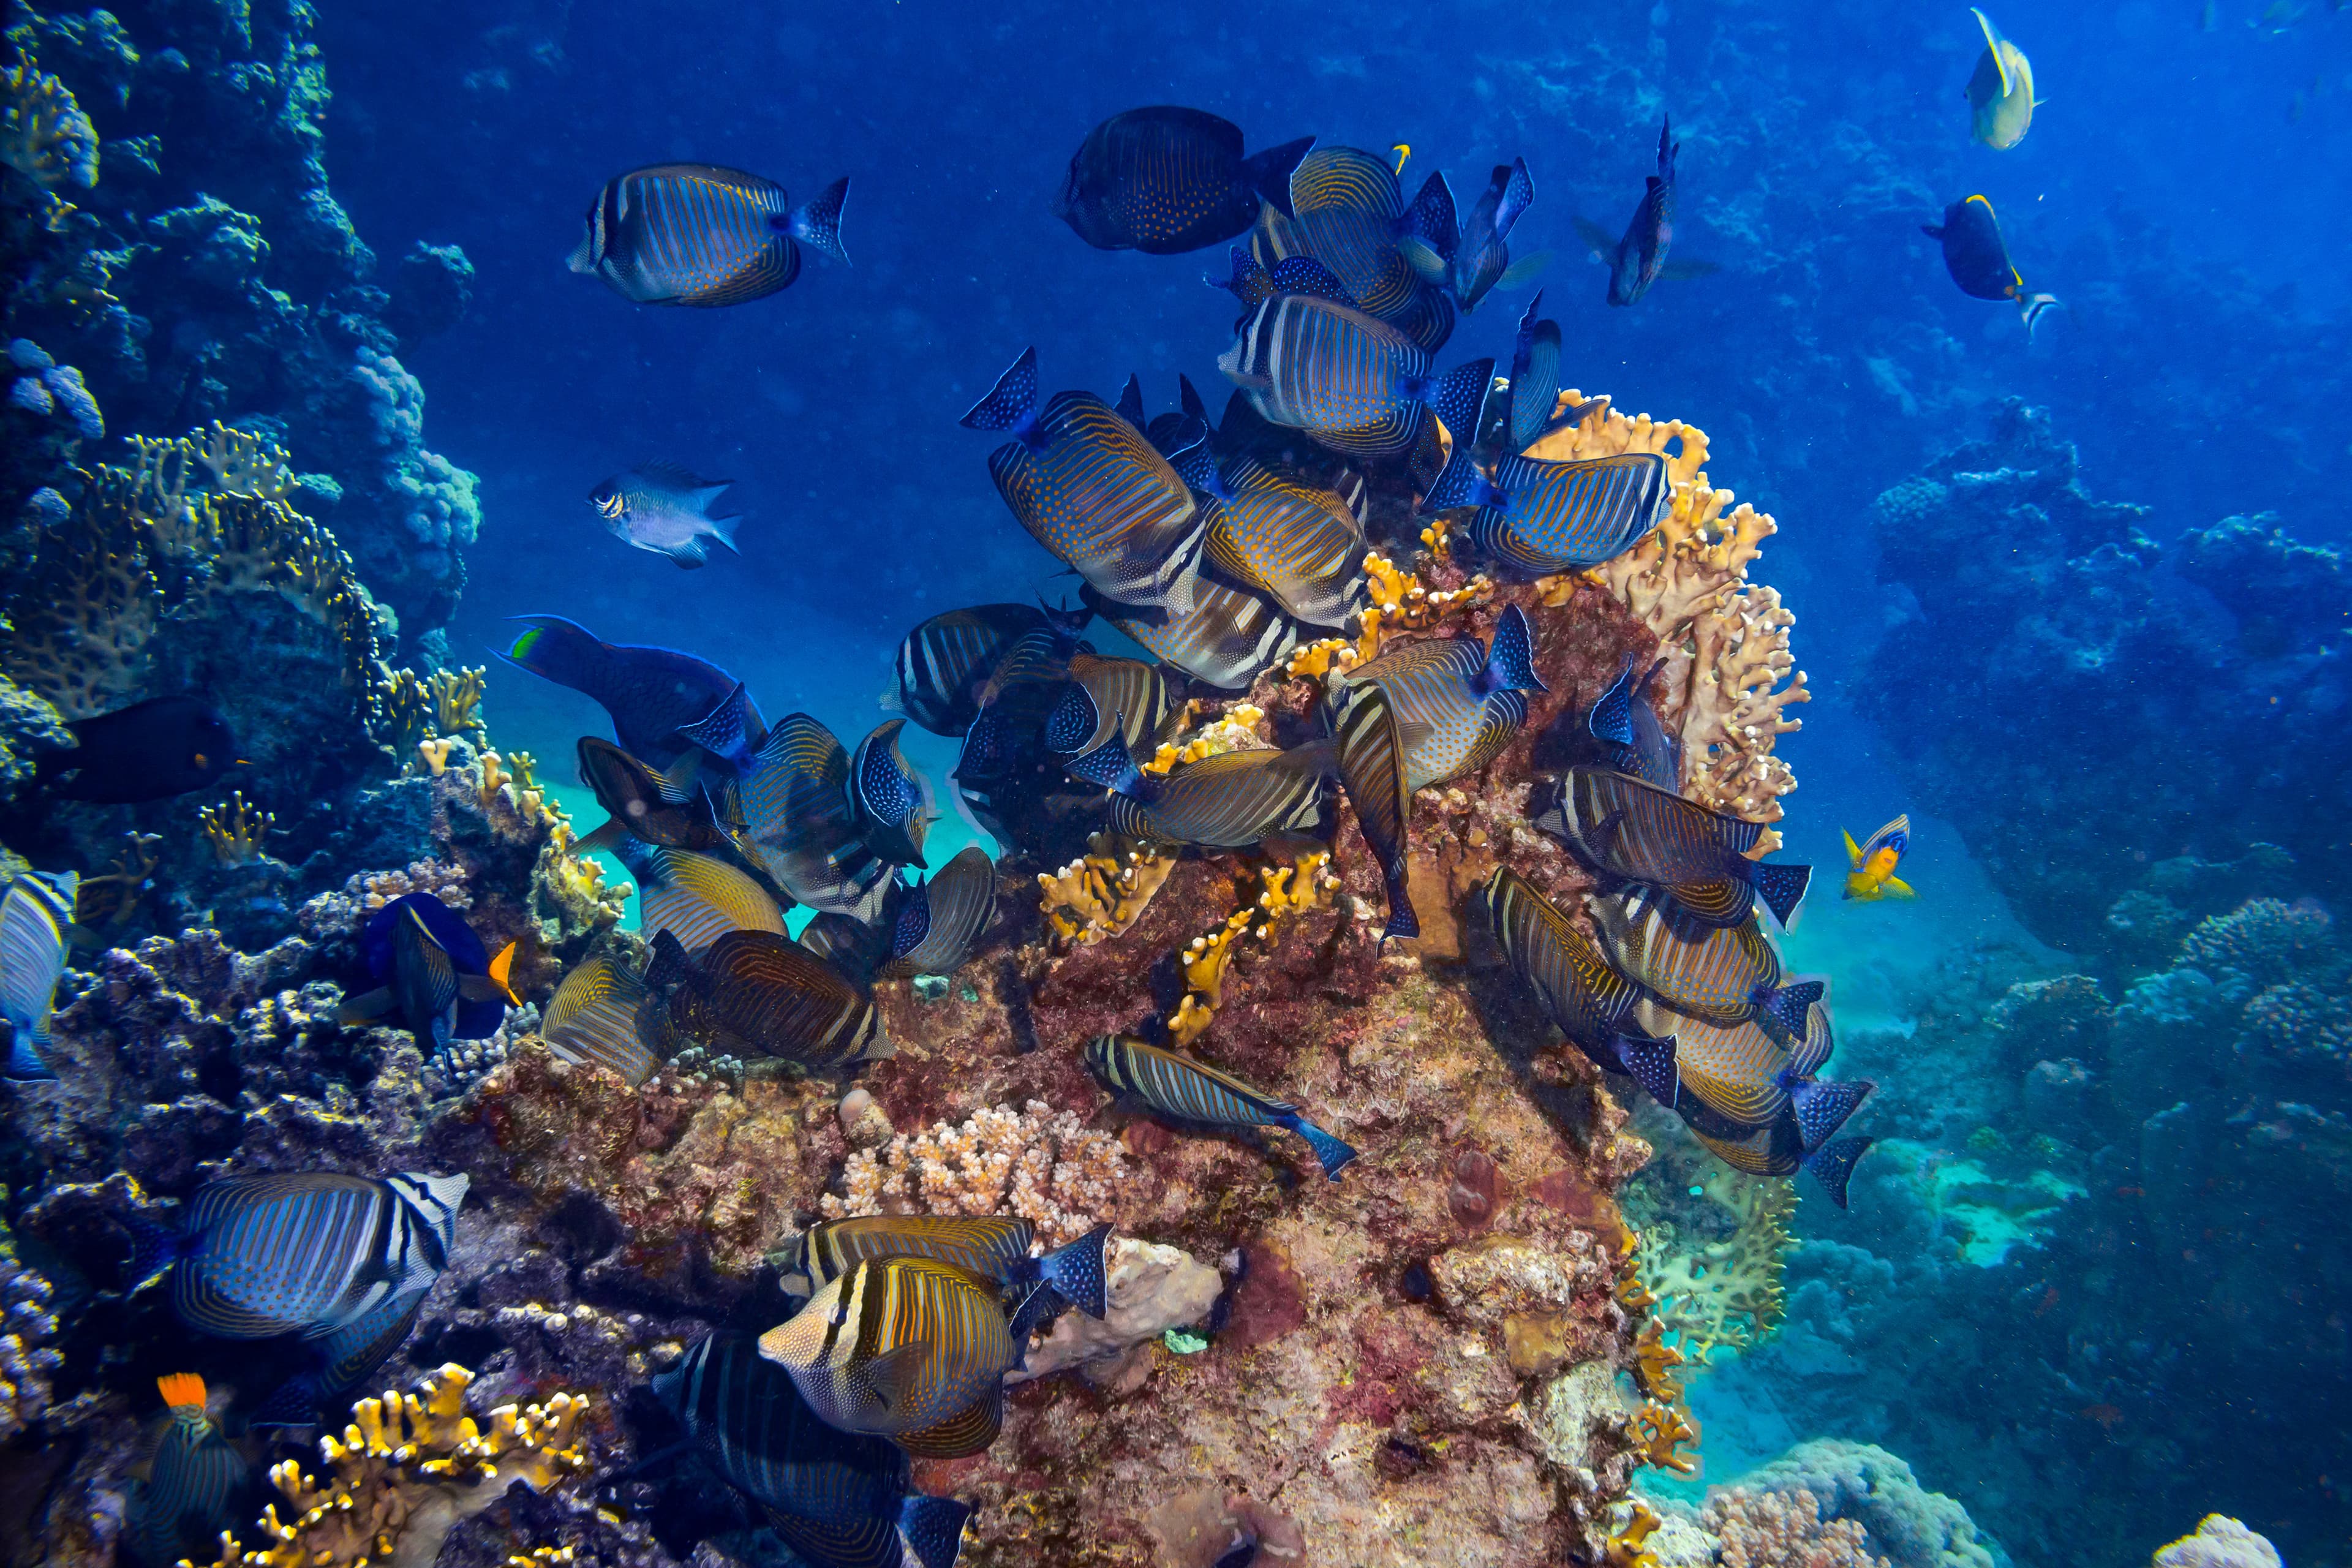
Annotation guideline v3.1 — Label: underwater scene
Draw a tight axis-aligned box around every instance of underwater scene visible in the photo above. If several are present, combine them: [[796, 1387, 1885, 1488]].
[[1, 0, 2348, 1565]]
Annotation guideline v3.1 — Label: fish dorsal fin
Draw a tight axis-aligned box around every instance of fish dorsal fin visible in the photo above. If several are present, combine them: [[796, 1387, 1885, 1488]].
[[1971, 7, 2015, 97], [856, 1339, 930, 1411]]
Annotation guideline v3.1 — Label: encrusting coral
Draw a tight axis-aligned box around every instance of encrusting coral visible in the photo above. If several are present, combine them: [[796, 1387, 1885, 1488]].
[[2152, 1515, 2283, 1568], [821, 1099, 1131, 1248], [184, 1363, 592, 1568]]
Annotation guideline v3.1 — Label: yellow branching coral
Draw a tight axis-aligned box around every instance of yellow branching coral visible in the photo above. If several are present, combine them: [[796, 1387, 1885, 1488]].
[[196, 423, 293, 500], [1632, 1317, 1686, 1406], [478, 751, 510, 806], [506, 749, 538, 793], [1039, 834, 1177, 948], [417, 738, 454, 776], [1165, 854, 1340, 1047], [0, 516, 158, 718], [1628, 1399, 1701, 1476], [432, 668, 488, 741], [1605, 1501, 1664, 1568], [1527, 391, 1806, 852], [184, 1364, 592, 1568], [1, 51, 98, 191], [1144, 701, 1265, 774], [198, 791, 275, 867], [1637, 1169, 1795, 1364], [1284, 638, 1359, 681], [77, 832, 161, 925], [1355, 551, 1493, 662]]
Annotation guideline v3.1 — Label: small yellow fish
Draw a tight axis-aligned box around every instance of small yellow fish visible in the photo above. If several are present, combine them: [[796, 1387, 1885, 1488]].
[[1966, 9, 2038, 150], [1843, 815, 1915, 902]]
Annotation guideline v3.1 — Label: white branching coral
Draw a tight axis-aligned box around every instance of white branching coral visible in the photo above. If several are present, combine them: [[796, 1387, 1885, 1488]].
[[822, 1099, 1130, 1248]]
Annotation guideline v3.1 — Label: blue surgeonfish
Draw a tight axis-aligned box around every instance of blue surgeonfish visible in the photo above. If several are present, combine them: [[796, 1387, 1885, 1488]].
[[126, 1374, 245, 1567], [1057, 107, 1311, 255], [1084, 1033, 1358, 1180], [656, 1332, 974, 1568], [590, 462, 741, 568], [1218, 288, 1492, 459], [1334, 604, 1547, 793], [1, 869, 76, 1080], [569, 164, 848, 306], [338, 892, 518, 1049], [759, 1255, 1018, 1458]]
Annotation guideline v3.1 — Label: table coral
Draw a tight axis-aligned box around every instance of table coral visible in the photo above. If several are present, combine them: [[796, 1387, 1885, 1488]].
[[821, 1099, 1131, 1248]]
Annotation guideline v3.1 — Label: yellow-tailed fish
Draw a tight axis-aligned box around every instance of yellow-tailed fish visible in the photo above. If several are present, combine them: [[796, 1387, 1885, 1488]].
[[1922, 195, 2060, 336], [1843, 814, 1915, 901], [1966, 9, 2038, 149]]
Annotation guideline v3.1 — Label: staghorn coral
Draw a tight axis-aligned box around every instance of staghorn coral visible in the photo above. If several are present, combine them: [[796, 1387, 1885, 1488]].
[[1, 49, 97, 190], [198, 790, 275, 867], [822, 1098, 1131, 1248], [186, 1363, 592, 1568], [1700, 1487, 1889, 1568], [1636, 1163, 1795, 1365], [1039, 833, 1178, 948]]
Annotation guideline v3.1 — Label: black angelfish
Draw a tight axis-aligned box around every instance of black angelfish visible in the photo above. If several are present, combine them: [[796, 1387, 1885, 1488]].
[[1923, 195, 2059, 337], [1057, 107, 1314, 255], [35, 696, 242, 803]]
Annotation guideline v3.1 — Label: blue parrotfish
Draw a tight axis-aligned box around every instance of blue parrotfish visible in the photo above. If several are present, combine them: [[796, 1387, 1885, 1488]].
[[962, 349, 1208, 616], [339, 892, 518, 1049], [1085, 1033, 1357, 1180], [654, 1332, 974, 1568], [499, 616, 767, 774], [1844, 814, 1916, 902], [568, 164, 848, 307], [1424, 442, 1669, 580], [1218, 290, 1493, 459], [126, 1374, 246, 1567], [758, 1255, 1018, 1458], [1057, 107, 1312, 255], [1, 869, 77, 1080], [1333, 603, 1548, 793], [590, 462, 741, 567]]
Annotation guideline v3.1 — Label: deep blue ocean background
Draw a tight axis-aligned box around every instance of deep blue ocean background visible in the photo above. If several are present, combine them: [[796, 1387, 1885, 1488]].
[[303, 1, 2352, 1556]]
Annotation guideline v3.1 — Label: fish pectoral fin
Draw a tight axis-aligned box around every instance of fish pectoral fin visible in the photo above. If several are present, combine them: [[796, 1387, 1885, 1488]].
[[1883, 876, 1917, 899], [854, 1340, 930, 1411], [1497, 249, 1551, 287], [1572, 216, 1616, 260], [1656, 258, 1720, 280], [575, 818, 626, 854], [1396, 236, 1449, 283], [665, 538, 710, 568], [337, 987, 394, 1024]]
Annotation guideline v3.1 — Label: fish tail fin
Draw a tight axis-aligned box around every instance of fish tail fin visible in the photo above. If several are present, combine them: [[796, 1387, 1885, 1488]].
[[248, 1373, 325, 1430], [1754, 976, 1828, 1045], [6, 1030, 54, 1080], [1788, 1077, 1875, 1152], [1743, 859, 1812, 928], [575, 818, 626, 856], [1496, 156, 1536, 237], [1284, 1114, 1359, 1181], [1062, 734, 1153, 802], [2021, 293, 2060, 339], [1422, 442, 1490, 514], [1614, 1030, 1680, 1109], [488, 940, 520, 1005], [785, 176, 851, 263], [1114, 373, 1146, 428], [1482, 604, 1547, 694], [1588, 657, 1637, 748], [1177, 374, 1208, 423], [899, 1494, 977, 1568], [960, 347, 1040, 435], [1429, 356, 1495, 444], [1804, 1136, 1875, 1210], [1920, 223, 1947, 241], [1376, 864, 1420, 951], [1243, 135, 1316, 221], [125, 1211, 185, 1289], [1842, 829, 1864, 869], [1883, 875, 1916, 899], [707, 513, 742, 554], [1002, 1280, 1065, 1363], [156, 1371, 207, 1411], [1038, 1221, 1114, 1318], [643, 927, 695, 989]]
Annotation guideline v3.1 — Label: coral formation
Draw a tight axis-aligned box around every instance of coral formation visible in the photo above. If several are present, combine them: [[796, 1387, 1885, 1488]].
[[0, 49, 96, 190], [1701, 1487, 1890, 1568], [0, 1253, 64, 1442], [1635, 1162, 1795, 1365], [1038, 834, 1178, 948], [821, 1099, 1132, 1248], [2151, 1516, 2282, 1568]]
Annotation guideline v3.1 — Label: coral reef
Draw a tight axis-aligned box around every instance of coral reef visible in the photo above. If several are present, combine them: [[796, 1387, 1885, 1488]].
[[0, 1252, 64, 1442], [1701, 1488, 1887, 1568], [821, 1099, 1133, 1248], [2151, 1517, 2282, 1568]]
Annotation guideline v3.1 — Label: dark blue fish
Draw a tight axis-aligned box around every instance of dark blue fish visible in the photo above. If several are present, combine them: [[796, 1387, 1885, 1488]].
[[127, 1374, 246, 1567], [654, 1333, 973, 1568], [1218, 292, 1492, 458], [34, 695, 242, 803], [726, 715, 897, 921], [1532, 766, 1812, 929], [1085, 1034, 1357, 1180], [1400, 159, 1544, 312], [1504, 293, 1565, 453], [339, 892, 516, 1048], [1585, 656, 1680, 792], [1479, 868, 1683, 1110], [891, 602, 1090, 738], [1923, 195, 2060, 336], [1, 870, 75, 1080], [1057, 107, 1312, 255], [1334, 605, 1547, 793], [1675, 1091, 1876, 1210], [1064, 733, 1332, 851], [850, 719, 935, 869], [1583, 119, 1681, 308], [783, 1216, 1111, 1322], [568, 164, 848, 307], [1425, 443, 1668, 579], [962, 349, 1208, 614], [1041, 653, 1179, 761], [500, 616, 766, 774], [878, 846, 999, 980]]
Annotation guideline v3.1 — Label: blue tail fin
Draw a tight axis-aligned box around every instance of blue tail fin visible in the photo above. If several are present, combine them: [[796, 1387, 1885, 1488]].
[[1587, 657, 1637, 748], [1284, 1114, 1358, 1181], [1804, 1136, 1875, 1210], [643, 927, 696, 990], [248, 1372, 324, 1430], [1063, 734, 1152, 801], [1400, 170, 1457, 274], [124, 1210, 186, 1289], [1754, 976, 1827, 1046], [899, 1494, 975, 1568], [1038, 1222, 1113, 1318], [1115, 373, 1145, 429], [1208, 246, 1272, 309], [1422, 444, 1490, 514], [1788, 1077, 1875, 1153], [1744, 859, 1812, 928], [1178, 374, 1208, 423], [786, 176, 851, 264], [6, 1029, 53, 1081], [1001, 1280, 1065, 1362], [1613, 1030, 1680, 1109], [1377, 862, 1420, 951], [960, 348, 1040, 435], [1243, 135, 1316, 220], [676, 681, 754, 768], [1428, 356, 1495, 442], [1268, 255, 1357, 309], [1480, 604, 1547, 695]]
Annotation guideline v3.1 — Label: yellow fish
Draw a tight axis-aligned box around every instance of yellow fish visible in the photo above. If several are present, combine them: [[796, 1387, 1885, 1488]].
[[1843, 815, 1915, 902], [1966, 9, 2039, 150]]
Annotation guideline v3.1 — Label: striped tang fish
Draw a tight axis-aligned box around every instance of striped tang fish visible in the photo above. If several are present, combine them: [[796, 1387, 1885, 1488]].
[[1, 869, 75, 1080], [127, 1374, 244, 1567], [1506, 293, 1566, 452], [638, 846, 791, 956], [1064, 734, 1332, 851], [646, 929, 891, 1068], [799, 912, 890, 987], [1336, 605, 1547, 793], [1629, 998, 1799, 1127], [850, 719, 936, 870], [655, 1333, 973, 1568], [251, 1286, 429, 1429], [567, 164, 849, 307], [541, 951, 657, 1087], [1584, 655, 1680, 793], [1081, 577, 1301, 693], [1326, 683, 1417, 945], [573, 736, 728, 856], [1041, 653, 1179, 761], [963, 348, 1206, 616], [1532, 767, 1812, 929], [1594, 886, 1824, 1045], [1170, 443, 1366, 630], [1084, 1034, 1357, 1180], [781, 1216, 1112, 1324], [339, 892, 518, 1049], [1477, 869, 1681, 1110], [1425, 446, 1669, 579], [1219, 292, 1493, 458], [148, 1171, 467, 1340], [1248, 149, 1457, 351], [891, 602, 1089, 738], [727, 715, 894, 922], [878, 846, 999, 981], [758, 1256, 1017, 1458]]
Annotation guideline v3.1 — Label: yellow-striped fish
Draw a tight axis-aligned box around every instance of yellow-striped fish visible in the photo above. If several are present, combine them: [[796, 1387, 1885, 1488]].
[[1083, 1033, 1357, 1180], [1843, 815, 1915, 902], [127, 1374, 244, 1566], [540, 951, 657, 1087], [758, 1256, 1016, 1458], [569, 164, 849, 307], [1, 869, 75, 1080]]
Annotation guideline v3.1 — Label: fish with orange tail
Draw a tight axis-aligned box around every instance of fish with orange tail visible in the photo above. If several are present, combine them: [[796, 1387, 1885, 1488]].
[[1842, 815, 1915, 902]]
